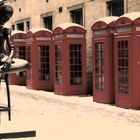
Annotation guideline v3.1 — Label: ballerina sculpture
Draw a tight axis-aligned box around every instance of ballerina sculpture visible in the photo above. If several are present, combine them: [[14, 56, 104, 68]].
[[0, 1, 28, 121]]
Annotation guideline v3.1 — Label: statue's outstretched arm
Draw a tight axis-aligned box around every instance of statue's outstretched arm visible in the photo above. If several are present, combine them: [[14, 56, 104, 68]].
[[2, 28, 15, 71]]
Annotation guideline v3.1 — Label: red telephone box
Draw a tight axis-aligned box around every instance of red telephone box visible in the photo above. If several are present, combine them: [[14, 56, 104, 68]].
[[9, 30, 27, 85], [114, 12, 140, 109], [53, 23, 87, 95], [91, 16, 118, 104], [26, 27, 54, 91]]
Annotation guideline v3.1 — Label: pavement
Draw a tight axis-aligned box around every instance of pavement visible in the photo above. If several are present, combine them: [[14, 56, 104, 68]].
[[0, 85, 140, 139]]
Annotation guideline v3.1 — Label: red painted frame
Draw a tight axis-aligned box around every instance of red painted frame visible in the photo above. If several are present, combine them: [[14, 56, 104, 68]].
[[53, 23, 87, 95], [26, 28, 54, 91]]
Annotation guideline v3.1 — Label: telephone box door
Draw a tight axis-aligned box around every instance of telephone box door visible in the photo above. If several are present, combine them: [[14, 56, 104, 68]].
[[114, 37, 132, 108]]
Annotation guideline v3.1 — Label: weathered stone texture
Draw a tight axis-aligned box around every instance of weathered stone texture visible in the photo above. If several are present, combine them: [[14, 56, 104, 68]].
[[9, 0, 140, 73]]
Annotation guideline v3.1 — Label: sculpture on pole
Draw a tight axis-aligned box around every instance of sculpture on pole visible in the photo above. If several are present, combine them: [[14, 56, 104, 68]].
[[0, 0, 14, 71]]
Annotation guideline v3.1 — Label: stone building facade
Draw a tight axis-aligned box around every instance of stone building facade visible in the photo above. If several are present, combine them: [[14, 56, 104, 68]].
[[8, 0, 139, 93]]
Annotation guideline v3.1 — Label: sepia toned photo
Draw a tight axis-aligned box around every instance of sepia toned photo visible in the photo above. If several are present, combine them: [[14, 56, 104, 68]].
[[0, 0, 140, 139]]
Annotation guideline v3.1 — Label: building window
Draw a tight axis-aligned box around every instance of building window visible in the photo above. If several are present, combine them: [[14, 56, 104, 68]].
[[55, 45, 62, 84], [42, 15, 53, 31], [59, 7, 63, 13], [95, 42, 104, 91], [17, 22, 24, 31], [11, 24, 15, 30], [117, 40, 129, 94], [16, 19, 31, 31], [19, 8, 21, 12], [26, 21, 30, 31], [70, 8, 83, 26], [70, 44, 82, 85], [38, 45, 50, 80], [107, 0, 124, 16]]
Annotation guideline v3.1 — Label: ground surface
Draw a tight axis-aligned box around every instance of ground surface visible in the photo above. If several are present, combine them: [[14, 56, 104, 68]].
[[0, 84, 140, 139]]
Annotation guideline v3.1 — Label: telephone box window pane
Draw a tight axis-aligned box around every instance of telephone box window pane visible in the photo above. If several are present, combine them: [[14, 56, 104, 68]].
[[55, 45, 62, 84], [15, 46, 26, 59], [15, 46, 26, 76], [117, 40, 129, 94], [95, 42, 104, 91], [38, 45, 50, 80], [26, 46, 32, 80], [70, 44, 82, 85]]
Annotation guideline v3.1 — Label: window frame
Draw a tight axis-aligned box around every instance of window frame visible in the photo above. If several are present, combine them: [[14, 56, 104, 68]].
[[106, 0, 125, 16], [117, 40, 129, 94], [15, 18, 31, 31], [41, 12, 53, 31], [38, 45, 50, 81], [94, 42, 105, 91], [68, 4, 85, 26], [69, 44, 83, 85], [55, 45, 62, 84]]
